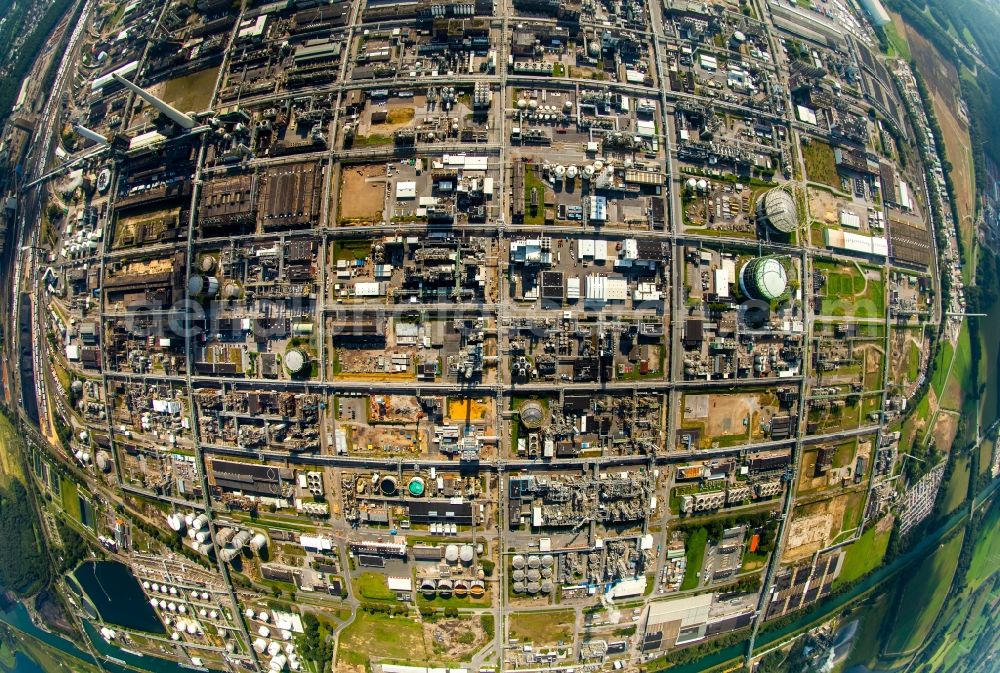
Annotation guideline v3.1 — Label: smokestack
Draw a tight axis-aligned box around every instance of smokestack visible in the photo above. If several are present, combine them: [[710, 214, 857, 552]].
[[111, 73, 196, 129], [73, 124, 109, 145]]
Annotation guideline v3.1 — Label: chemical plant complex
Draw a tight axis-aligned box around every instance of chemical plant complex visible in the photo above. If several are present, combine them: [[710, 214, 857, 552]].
[[0, 0, 969, 671]]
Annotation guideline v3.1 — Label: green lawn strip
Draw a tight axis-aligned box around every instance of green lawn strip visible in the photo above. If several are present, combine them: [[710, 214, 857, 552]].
[[60, 477, 81, 521], [681, 528, 708, 590]]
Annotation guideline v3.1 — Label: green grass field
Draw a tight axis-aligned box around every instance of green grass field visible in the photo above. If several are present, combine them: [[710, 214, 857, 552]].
[[338, 610, 427, 666], [906, 341, 920, 382], [967, 501, 1000, 588], [884, 22, 912, 60], [801, 140, 840, 189], [60, 477, 81, 521], [833, 524, 891, 589], [352, 572, 396, 601], [509, 610, 575, 645], [931, 339, 955, 399], [941, 324, 973, 411], [883, 531, 965, 657], [816, 262, 884, 318], [681, 528, 708, 590], [838, 491, 866, 535], [333, 239, 373, 261], [522, 167, 546, 225], [941, 453, 970, 516]]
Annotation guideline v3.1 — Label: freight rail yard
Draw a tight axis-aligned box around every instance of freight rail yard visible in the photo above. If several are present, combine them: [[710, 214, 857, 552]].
[[0, 0, 971, 672]]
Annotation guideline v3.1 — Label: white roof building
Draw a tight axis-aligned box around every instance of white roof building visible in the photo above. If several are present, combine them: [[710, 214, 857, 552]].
[[353, 282, 383, 297], [387, 577, 413, 592], [586, 275, 628, 303], [299, 535, 333, 552], [396, 181, 417, 199], [589, 196, 608, 222], [567, 277, 581, 300]]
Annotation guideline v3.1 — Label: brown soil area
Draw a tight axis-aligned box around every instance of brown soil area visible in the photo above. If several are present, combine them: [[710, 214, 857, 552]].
[[704, 395, 755, 437], [339, 164, 387, 222], [425, 618, 487, 659], [931, 410, 959, 453]]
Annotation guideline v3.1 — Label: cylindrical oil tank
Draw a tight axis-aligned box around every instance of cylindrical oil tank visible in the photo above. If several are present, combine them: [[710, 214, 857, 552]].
[[445, 544, 459, 563], [216, 528, 234, 546], [193, 514, 209, 530], [285, 349, 307, 375], [195, 530, 210, 544], [453, 580, 468, 597], [541, 554, 554, 567], [188, 275, 219, 298], [512, 555, 525, 569], [541, 567, 552, 579], [512, 581, 525, 593], [512, 569, 525, 582], [541, 581, 554, 594], [470, 580, 485, 598], [233, 530, 252, 548], [197, 543, 214, 555], [267, 642, 282, 656], [526, 582, 541, 594], [250, 533, 268, 553], [436, 580, 452, 597], [527, 555, 541, 569], [526, 569, 541, 582], [459, 545, 474, 564], [151, 583, 160, 593], [379, 475, 398, 496], [253, 638, 267, 654], [420, 579, 437, 595], [407, 477, 425, 497]]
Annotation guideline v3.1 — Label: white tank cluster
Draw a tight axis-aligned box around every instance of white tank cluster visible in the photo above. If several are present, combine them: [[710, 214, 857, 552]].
[[217, 528, 267, 563], [511, 554, 554, 594]]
